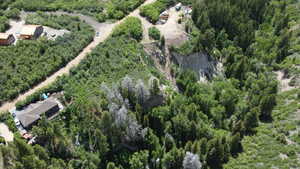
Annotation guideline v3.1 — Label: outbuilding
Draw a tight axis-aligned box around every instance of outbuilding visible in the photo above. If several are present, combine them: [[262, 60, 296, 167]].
[[20, 25, 43, 40], [0, 33, 15, 45]]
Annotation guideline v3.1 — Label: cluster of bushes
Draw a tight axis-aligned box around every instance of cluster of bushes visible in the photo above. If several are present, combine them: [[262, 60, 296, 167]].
[[0, 13, 94, 105], [0, 8, 20, 32], [104, 0, 145, 20], [140, 0, 174, 23], [112, 17, 143, 41], [11, 0, 104, 16], [148, 27, 161, 40]]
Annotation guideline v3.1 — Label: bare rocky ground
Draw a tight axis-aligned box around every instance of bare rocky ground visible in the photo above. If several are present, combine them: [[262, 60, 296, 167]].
[[275, 71, 297, 92]]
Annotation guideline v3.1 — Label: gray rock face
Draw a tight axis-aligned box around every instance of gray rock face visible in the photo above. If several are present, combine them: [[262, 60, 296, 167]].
[[171, 52, 223, 81]]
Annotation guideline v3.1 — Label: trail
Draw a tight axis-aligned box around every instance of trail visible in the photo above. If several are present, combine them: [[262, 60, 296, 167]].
[[0, 0, 157, 113]]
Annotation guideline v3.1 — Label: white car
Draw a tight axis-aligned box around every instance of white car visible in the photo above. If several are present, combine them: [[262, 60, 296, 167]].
[[14, 118, 21, 126]]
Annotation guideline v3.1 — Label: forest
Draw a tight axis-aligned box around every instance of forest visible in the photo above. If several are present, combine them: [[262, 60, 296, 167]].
[[0, 13, 94, 105], [0, 0, 300, 168]]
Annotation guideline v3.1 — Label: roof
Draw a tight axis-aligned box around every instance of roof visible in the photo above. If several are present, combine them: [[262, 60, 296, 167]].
[[17, 99, 58, 128], [20, 25, 42, 36], [0, 33, 11, 40]]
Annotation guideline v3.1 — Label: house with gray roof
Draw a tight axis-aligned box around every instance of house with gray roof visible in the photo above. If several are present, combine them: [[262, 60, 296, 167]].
[[17, 98, 59, 129]]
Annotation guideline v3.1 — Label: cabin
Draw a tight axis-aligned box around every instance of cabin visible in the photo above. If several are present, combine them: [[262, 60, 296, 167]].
[[20, 25, 43, 40], [17, 98, 59, 129], [0, 33, 15, 45]]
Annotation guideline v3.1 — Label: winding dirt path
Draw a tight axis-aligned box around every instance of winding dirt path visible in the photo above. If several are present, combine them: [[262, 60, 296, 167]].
[[0, 0, 156, 113]]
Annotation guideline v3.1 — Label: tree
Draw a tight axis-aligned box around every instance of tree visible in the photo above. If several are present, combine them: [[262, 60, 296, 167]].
[[149, 77, 160, 96], [206, 138, 224, 169], [176, 70, 197, 92], [242, 107, 259, 133], [182, 152, 202, 169], [149, 27, 161, 40], [229, 133, 242, 156], [259, 94, 276, 121], [160, 36, 165, 49], [135, 80, 150, 105], [162, 147, 185, 169], [106, 162, 120, 169], [129, 150, 149, 169]]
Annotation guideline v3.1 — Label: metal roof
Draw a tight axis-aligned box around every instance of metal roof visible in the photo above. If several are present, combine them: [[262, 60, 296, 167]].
[[20, 25, 42, 36], [17, 99, 58, 128]]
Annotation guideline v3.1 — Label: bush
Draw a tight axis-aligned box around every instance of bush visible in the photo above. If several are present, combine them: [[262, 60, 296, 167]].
[[112, 17, 143, 41], [4, 8, 20, 20], [0, 16, 9, 32], [0, 113, 18, 132], [140, 0, 173, 23], [148, 27, 161, 40]]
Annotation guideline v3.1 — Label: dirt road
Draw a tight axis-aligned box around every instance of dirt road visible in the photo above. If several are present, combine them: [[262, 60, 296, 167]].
[[0, 0, 156, 113]]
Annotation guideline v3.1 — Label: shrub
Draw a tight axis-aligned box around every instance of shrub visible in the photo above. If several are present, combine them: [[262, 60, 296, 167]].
[[140, 0, 173, 23], [4, 8, 20, 20], [112, 17, 143, 41], [148, 27, 161, 40]]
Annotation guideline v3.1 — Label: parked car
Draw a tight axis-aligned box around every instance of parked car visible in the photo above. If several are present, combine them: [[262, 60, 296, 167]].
[[175, 3, 182, 11], [96, 32, 100, 37], [14, 118, 21, 126]]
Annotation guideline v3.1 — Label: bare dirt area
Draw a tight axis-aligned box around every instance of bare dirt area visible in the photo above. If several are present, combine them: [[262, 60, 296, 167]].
[[0, 0, 157, 113], [275, 71, 296, 92], [0, 123, 14, 142], [156, 7, 188, 47], [139, 5, 188, 86]]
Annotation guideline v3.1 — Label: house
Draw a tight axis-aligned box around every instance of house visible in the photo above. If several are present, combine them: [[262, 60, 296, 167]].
[[0, 33, 15, 45], [17, 98, 59, 129], [20, 25, 43, 40]]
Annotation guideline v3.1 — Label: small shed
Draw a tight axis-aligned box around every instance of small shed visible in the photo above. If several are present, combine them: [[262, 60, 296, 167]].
[[17, 98, 59, 129], [0, 33, 15, 45], [20, 25, 43, 40]]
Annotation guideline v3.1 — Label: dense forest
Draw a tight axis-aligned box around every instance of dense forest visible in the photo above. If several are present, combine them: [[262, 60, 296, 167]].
[[0, 13, 94, 105], [0, 0, 300, 169]]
